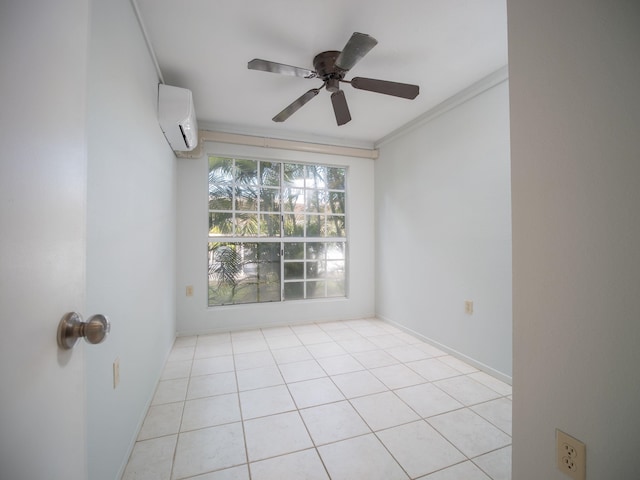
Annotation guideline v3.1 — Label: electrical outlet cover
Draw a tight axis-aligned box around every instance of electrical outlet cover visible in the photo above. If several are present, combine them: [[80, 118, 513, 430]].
[[556, 429, 586, 480]]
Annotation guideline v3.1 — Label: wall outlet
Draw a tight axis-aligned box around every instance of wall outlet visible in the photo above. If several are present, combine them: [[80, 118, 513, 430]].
[[186, 285, 194, 297], [113, 358, 120, 389], [556, 429, 586, 480], [464, 300, 474, 315]]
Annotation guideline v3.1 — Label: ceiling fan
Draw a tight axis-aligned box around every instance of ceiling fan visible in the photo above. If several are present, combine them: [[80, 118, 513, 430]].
[[247, 32, 420, 126]]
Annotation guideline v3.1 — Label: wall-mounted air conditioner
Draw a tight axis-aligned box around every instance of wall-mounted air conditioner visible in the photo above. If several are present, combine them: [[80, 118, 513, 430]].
[[158, 84, 198, 152]]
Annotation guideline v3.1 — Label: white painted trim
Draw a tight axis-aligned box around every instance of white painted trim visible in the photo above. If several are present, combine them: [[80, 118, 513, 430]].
[[378, 315, 513, 385], [175, 312, 375, 337], [195, 130, 379, 159], [375, 65, 509, 148], [115, 338, 176, 480], [130, 0, 164, 84], [199, 121, 376, 150]]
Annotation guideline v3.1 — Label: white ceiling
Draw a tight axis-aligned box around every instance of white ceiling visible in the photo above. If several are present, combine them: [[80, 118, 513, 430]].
[[135, 0, 507, 148]]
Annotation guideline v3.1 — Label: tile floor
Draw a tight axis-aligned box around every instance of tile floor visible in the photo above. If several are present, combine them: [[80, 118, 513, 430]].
[[122, 319, 512, 480]]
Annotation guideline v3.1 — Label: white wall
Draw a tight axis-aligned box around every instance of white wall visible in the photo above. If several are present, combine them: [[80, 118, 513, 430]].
[[85, 0, 177, 478], [176, 142, 375, 335], [375, 81, 512, 379], [508, 0, 640, 478]]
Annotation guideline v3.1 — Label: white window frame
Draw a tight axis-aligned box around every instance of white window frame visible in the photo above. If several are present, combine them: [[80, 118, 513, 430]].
[[207, 155, 348, 306]]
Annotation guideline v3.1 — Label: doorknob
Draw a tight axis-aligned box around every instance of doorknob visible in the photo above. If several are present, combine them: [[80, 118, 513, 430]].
[[57, 312, 110, 350]]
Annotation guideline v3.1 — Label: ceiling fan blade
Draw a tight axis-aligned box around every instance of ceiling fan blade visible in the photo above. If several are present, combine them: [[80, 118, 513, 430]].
[[350, 77, 420, 99], [331, 90, 352, 126], [335, 32, 378, 71], [272, 88, 320, 122], [248, 59, 316, 79]]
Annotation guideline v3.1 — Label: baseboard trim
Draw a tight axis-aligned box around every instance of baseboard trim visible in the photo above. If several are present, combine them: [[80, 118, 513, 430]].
[[377, 315, 512, 386]]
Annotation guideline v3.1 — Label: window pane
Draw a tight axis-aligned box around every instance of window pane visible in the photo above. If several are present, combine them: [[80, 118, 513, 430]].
[[306, 242, 324, 260], [284, 262, 304, 280], [282, 188, 304, 212], [209, 212, 233, 235], [307, 281, 326, 299], [306, 261, 324, 279], [208, 243, 242, 305], [328, 192, 345, 214], [305, 189, 328, 213], [209, 195, 232, 211], [208, 242, 281, 306], [260, 162, 280, 187], [326, 260, 345, 278], [326, 242, 345, 259], [326, 167, 346, 189], [283, 214, 304, 237], [260, 188, 280, 212], [284, 242, 304, 260], [259, 214, 281, 236], [234, 213, 258, 236], [209, 157, 234, 183], [235, 185, 258, 211], [323, 216, 345, 237], [283, 163, 304, 186], [208, 157, 234, 212], [256, 243, 281, 302], [305, 165, 326, 188], [234, 159, 258, 185], [284, 282, 304, 300], [306, 215, 322, 237]]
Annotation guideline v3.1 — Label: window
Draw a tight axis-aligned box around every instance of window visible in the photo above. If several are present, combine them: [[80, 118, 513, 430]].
[[208, 156, 347, 306]]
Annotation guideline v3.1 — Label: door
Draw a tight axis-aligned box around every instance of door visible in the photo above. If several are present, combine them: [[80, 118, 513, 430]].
[[0, 2, 90, 479]]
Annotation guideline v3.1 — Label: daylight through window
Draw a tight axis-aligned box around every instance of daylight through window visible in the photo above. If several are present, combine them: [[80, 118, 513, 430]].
[[208, 156, 347, 306]]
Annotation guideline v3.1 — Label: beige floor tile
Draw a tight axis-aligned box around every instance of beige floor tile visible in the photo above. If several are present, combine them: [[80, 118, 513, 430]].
[[122, 435, 176, 480], [350, 391, 419, 431], [318, 434, 409, 480], [172, 423, 246, 479], [330, 370, 388, 398], [471, 397, 512, 435], [316, 354, 365, 375], [239, 385, 296, 419], [187, 372, 237, 400], [236, 365, 284, 391], [250, 449, 329, 480], [278, 359, 326, 383], [433, 376, 501, 406], [474, 446, 512, 480], [181, 393, 241, 431], [428, 409, 511, 458], [395, 383, 464, 418], [370, 363, 426, 389], [126, 320, 512, 480], [138, 402, 183, 440], [152, 378, 188, 405], [418, 461, 491, 480], [288, 377, 345, 408], [243, 411, 313, 462], [300, 400, 371, 445], [377, 421, 466, 478]]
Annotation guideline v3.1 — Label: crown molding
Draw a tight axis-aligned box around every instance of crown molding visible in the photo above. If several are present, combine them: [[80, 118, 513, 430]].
[[375, 65, 509, 148]]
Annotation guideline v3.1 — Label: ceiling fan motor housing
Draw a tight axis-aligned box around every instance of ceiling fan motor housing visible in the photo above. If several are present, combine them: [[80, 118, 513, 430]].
[[313, 51, 345, 92]]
